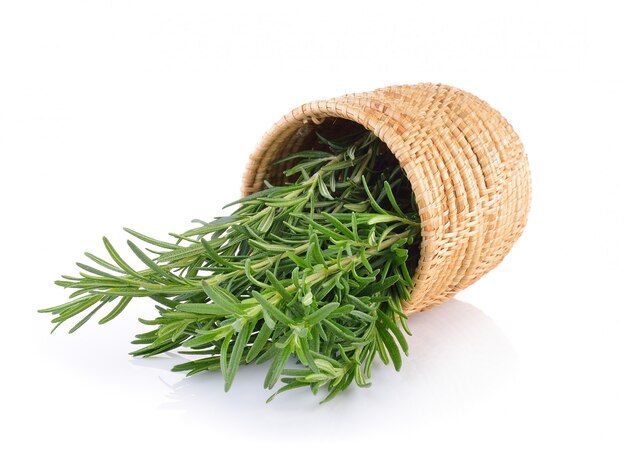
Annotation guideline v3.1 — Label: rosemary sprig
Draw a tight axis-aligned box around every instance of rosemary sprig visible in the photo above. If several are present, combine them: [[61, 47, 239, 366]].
[[40, 128, 421, 403]]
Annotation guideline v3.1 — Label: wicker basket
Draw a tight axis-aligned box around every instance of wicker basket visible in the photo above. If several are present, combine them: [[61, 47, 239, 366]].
[[242, 83, 531, 314]]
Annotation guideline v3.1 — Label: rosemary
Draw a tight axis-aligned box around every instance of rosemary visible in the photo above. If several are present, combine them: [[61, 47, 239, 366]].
[[40, 128, 421, 403]]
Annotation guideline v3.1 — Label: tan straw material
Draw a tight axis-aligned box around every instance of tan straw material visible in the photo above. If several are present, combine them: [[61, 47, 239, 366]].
[[242, 83, 531, 314]]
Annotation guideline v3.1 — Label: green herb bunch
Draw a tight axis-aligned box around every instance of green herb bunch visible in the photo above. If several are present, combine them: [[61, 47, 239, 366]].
[[40, 128, 421, 403]]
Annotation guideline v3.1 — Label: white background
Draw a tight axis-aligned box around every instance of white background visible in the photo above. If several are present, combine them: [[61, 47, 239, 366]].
[[2, 0, 625, 449]]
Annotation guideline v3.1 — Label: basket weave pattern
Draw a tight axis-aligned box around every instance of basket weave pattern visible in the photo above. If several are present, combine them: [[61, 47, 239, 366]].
[[242, 83, 531, 314]]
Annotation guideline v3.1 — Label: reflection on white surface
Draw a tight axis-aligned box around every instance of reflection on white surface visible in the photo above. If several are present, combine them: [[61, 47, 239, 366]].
[[132, 299, 517, 423]]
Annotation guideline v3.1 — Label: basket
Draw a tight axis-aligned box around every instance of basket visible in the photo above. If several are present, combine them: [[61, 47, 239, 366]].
[[242, 83, 531, 314]]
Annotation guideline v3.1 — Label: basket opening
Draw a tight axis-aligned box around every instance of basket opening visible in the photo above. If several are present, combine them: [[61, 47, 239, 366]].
[[263, 116, 422, 287]]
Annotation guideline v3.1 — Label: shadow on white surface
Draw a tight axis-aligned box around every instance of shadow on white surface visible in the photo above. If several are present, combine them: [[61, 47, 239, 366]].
[[131, 299, 517, 427]]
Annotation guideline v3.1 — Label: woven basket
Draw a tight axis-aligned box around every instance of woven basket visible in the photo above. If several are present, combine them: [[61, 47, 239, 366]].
[[242, 83, 531, 314]]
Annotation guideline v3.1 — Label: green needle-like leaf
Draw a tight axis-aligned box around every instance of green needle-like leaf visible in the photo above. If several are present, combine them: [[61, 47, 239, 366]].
[[98, 296, 132, 324], [201, 282, 244, 317], [376, 322, 402, 371], [305, 302, 340, 327], [176, 303, 230, 316], [378, 310, 409, 355], [251, 291, 292, 326], [225, 321, 253, 391], [265, 335, 294, 389], [246, 322, 273, 363]]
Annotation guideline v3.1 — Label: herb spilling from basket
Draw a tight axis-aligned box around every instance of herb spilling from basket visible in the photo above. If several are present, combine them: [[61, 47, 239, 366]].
[[40, 129, 422, 403]]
